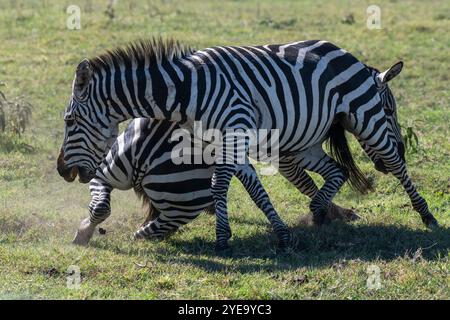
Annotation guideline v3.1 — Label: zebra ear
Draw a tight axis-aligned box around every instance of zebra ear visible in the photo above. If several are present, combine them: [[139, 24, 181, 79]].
[[74, 58, 93, 98], [377, 61, 403, 84]]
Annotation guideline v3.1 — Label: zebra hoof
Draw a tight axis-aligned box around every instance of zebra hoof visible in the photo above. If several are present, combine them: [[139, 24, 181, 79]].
[[328, 203, 360, 222], [276, 241, 292, 255], [338, 207, 360, 222], [312, 210, 329, 226], [215, 244, 233, 257], [345, 209, 361, 221], [277, 231, 292, 249], [422, 215, 439, 230], [72, 233, 90, 246], [72, 218, 96, 246]]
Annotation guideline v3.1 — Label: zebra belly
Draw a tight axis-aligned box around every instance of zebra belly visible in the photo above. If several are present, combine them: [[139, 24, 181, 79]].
[[141, 163, 215, 216]]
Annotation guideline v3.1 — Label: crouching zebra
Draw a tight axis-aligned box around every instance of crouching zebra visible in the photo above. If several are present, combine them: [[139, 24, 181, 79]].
[[64, 117, 358, 246], [57, 38, 439, 253]]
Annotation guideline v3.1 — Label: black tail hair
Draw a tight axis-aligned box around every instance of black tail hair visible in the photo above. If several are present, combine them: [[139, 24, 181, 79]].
[[327, 123, 373, 194], [134, 187, 159, 227]]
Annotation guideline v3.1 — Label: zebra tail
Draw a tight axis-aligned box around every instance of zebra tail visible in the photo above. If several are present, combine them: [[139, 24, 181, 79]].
[[327, 123, 373, 194], [134, 187, 159, 227]]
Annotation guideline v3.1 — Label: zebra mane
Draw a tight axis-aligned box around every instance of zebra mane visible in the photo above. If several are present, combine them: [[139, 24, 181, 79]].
[[89, 37, 194, 72], [363, 64, 384, 87], [363, 63, 380, 76]]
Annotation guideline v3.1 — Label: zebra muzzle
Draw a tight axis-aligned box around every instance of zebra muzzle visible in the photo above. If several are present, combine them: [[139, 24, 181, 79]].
[[58, 165, 78, 183], [77, 166, 95, 183], [57, 149, 78, 182]]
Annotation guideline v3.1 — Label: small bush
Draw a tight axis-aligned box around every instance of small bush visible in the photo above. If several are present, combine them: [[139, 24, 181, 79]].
[[0, 85, 33, 137], [259, 17, 297, 30], [341, 13, 355, 25], [402, 126, 419, 153], [104, 0, 116, 21]]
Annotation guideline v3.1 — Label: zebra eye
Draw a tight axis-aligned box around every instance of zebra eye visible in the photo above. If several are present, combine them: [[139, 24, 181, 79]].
[[384, 109, 394, 116]]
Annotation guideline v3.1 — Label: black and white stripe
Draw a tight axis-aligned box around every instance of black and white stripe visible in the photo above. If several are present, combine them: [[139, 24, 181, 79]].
[[82, 117, 358, 242], [59, 39, 438, 252], [85, 118, 294, 240]]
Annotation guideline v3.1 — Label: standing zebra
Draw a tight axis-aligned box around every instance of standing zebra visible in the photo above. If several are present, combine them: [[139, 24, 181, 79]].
[[68, 118, 357, 246], [57, 38, 439, 254]]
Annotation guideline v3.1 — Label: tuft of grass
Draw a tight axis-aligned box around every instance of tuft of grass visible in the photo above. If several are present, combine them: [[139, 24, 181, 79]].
[[341, 13, 355, 25], [104, 0, 116, 22], [0, 86, 33, 137], [402, 125, 419, 153], [258, 17, 297, 30]]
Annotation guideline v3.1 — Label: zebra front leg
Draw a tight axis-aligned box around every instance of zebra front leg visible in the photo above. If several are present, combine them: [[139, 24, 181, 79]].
[[380, 156, 439, 228], [278, 157, 359, 223], [310, 163, 348, 226], [73, 179, 112, 246], [235, 164, 291, 250]]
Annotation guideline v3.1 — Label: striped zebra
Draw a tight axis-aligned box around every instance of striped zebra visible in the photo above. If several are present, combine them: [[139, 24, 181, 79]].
[[67, 117, 358, 246], [57, 38, 439, 254]]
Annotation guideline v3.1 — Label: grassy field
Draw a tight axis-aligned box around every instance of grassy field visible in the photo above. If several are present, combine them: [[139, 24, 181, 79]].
[[0, 0, 449, 299]]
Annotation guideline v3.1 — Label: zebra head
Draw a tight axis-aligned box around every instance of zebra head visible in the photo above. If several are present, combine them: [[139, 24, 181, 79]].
[[362, 61, 405, 174], [57, 59, 119, 183]]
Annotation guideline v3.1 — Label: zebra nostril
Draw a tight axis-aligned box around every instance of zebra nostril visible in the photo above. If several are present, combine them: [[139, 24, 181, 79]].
[[56, 149, 67, 175], [59, 166, 78, 182]]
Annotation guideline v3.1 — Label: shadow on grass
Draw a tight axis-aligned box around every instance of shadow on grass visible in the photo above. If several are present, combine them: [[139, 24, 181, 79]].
[[90, 221, 450, 273]]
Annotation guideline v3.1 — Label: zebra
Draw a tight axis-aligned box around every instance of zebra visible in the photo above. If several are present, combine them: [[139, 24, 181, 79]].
[[57, 38, 439, 254], [66, 117, 359, 246]]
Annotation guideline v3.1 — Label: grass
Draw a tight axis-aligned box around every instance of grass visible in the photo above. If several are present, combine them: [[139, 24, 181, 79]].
[[0, 0, 449, 299]]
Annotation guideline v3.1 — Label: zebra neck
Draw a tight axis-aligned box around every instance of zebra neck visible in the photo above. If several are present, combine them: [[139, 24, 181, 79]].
[[134, 58, 195, 124]]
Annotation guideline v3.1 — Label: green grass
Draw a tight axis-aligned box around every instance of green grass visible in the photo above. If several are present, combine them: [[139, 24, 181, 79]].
[[0, 0, 449, 299]]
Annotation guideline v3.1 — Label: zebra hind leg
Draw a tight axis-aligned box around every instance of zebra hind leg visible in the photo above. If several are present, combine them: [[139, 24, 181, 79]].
[[278, 159, 359, 223], [328, 203, 360, 222], [298, 148, 349, 226], [134, 209, 198, 240], [309, 165, 348, 227]]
